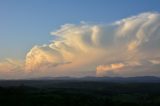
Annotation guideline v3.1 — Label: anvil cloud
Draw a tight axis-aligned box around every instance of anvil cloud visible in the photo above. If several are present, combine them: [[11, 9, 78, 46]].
[[1, 12, 160, 78]]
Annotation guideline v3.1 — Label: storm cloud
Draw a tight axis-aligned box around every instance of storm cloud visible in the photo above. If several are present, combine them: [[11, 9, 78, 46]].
[[1, 12, 160, 78]]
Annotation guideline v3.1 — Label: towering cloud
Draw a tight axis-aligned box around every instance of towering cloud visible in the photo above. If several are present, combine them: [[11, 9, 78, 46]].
[[25, 12, 160, 77], [1, 12, 160, 78]]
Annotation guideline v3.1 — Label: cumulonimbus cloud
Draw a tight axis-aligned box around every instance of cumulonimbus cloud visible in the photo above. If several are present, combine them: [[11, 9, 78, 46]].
[[1, 12, 160, 78]]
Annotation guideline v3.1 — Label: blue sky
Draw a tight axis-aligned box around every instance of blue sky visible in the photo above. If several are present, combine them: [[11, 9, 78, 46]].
[[0, 0, 160, 60]]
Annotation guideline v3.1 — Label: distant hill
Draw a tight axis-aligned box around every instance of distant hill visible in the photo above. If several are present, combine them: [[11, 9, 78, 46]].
[[34, 76, 160, 83], [0, 76, 160, 87]]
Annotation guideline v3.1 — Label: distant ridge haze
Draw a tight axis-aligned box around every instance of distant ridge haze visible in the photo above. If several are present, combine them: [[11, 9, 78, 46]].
[[25, 76, 160, 83]]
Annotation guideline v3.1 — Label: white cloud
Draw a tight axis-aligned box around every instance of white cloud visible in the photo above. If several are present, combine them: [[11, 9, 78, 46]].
[[25, 12, 160, 77], [1, 12, 160, 78]]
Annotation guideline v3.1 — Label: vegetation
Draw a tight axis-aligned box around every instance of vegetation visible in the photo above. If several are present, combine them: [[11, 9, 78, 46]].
[[0, 80, 160, 106]]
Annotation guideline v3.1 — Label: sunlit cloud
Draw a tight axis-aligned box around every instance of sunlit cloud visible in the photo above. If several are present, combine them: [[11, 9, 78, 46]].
[[0, 59, 25, 79], [25, 12, 160, 77], [0, 12, 160, 78]]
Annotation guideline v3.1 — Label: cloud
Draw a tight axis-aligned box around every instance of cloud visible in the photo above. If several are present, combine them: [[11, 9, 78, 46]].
[[25, 45, 65, 72], [148, 57, 160, 65], [1, 12, 160, 78], [96, 63, 125, 77], [24, 12, 160, 77], [0, 59, 25, 79]]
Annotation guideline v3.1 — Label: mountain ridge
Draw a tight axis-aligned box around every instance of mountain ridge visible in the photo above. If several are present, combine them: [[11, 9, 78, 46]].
[[30, 76, 160, 83]]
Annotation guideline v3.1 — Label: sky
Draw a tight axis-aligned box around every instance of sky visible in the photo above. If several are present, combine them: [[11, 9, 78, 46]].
[[0, 0, 160, 79]]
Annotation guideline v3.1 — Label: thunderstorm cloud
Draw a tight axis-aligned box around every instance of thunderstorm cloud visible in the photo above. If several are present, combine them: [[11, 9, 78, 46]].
[[1, 12, 160, 78]]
